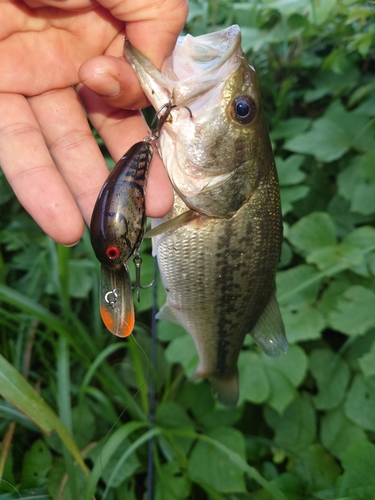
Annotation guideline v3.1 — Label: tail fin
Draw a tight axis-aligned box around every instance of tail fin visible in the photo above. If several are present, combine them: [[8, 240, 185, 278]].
[[208, 373, 239, 407]]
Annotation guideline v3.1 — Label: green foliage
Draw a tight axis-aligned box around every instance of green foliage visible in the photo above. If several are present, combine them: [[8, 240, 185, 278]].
[[1, 0, 375, 498]]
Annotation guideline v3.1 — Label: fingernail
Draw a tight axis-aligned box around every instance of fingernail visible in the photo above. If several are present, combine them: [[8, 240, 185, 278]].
[[83, 72, 121, 98], [62, 240, 80, 248]]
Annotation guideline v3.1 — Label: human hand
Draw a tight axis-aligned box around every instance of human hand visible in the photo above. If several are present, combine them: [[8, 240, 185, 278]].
[[0, 0, 188, 245]]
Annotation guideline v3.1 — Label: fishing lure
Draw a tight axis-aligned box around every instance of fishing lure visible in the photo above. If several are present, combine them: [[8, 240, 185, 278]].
[[90, 104, 176, 337]]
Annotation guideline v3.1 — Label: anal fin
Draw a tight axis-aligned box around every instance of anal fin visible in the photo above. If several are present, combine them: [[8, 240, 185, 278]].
[[250, 291, 288, 357], [156, 303, 181, 325]]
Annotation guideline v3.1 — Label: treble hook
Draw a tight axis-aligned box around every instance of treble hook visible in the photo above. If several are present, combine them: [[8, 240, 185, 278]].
[[144, 102, 193, 142], [132, 254, 155, 302]]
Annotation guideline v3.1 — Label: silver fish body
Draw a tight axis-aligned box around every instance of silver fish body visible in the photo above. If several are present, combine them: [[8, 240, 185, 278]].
[[125, 25, 287, 406]]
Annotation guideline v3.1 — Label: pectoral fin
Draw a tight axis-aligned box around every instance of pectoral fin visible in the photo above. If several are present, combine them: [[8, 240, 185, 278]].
[[100, 264, 135, 337], [145, 210, 200, 238], [156, 303, 181, 325], [250, 291, 288, 357]]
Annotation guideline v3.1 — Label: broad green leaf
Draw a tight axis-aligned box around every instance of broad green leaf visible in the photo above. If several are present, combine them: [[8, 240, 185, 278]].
[[264, 393, 316, 452], [358, 341, 375, 378], [277, 264, 320, 307], [320, 406, 367, 460], [262, 345, 307, 388], [238, 351, 270, 405], [72, 405, 95, 451], [288, 212, 336, 254], [343, 226, 375, 249], [275, 155, 306, 186], [284, 103, 374, 161], [156, 401, 194, 429], [265, 366, 296, 414], [289, 444, 340, 495], [157, 320, 186, 341], [271, 119, 311, 140], [329, 286, 375, 336], [338, 441, 375, 496], [280, 305, 325, 343], [188, 427, 246, 493], [359, 148, 375, 180], [307, 244, 364, 271], [345, 374, 375, 432], [68, 260, 94, 299], [350, 179, 375, 215], [165, 333, 198, 378], [87, 438, 140, 489], [309, 349, 350, 410], [155, 461, 191, 500], [20, 439, 52, 489], [280, 186, 310, 215]]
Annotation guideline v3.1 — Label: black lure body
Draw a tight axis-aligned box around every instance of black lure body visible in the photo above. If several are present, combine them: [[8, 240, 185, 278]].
[[90, 141, 153, 270]]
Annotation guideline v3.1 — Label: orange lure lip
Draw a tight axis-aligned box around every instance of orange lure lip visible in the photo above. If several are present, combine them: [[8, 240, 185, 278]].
[[100, 305, 135, 338]]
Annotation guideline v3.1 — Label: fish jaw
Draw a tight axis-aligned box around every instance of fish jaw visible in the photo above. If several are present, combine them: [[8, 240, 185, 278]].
[[124, 25, 242, 108]]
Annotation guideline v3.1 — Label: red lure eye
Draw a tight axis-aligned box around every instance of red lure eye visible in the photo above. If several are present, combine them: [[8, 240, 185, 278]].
[[106, 246, 121, 260]]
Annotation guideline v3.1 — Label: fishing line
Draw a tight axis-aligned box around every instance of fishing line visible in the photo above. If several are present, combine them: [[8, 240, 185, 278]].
[[98, 329, 151, 484], [146, 257, 158, 500]]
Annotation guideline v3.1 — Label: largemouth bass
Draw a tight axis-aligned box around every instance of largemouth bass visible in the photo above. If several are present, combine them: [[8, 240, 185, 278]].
[[125, 25, 287, 406]]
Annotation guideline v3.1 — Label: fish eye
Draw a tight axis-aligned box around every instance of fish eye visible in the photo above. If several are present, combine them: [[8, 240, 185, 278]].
[[106, 246, 121, 260], [231, 95, 256, 125]]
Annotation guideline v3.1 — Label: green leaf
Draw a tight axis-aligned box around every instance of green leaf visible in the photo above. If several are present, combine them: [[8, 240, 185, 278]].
[[309, 349, 350, 410], [338, 441, 375, 496], [280, 186, 310, 215], [165, 334, 198, 378], [155, 461, 191, 500], [0, 354, 88, 475], [156, 401, 194, 429], [157, 320, 186, 341], [288, 212, 336, 254], [20, 439, 52, 489], [271, 119, 312, 140], [320, 406, 367, 460], [329, 286, 375, 336], [277, 265, 320, 307], [358, 341, 375, 378], [289, 444, 340, 495], [188, 427, 246, 493], [238, 351, 270, 405], [68, 260, 94, 299], [280, 305, 325, 343], [276, 155, 306, 186], [344, 374, 375, 432], [307, 244, 364, 271], [264, 393, 316, 452], [343, 226, 375, 249], [72, 405, 95, 451], [284, 103, 375, 161], [262, 345, 307, 388], [265, 366, 296, 414], [350, 179, 375, 215]]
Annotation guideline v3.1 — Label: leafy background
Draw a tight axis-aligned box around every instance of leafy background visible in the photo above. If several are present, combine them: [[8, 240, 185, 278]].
[[1, 0, 375, 498]]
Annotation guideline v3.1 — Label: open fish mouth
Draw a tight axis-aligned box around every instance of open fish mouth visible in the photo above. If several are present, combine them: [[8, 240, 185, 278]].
[[124, 25, 242, 109]]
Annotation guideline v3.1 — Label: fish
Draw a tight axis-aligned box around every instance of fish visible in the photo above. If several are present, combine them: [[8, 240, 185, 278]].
[[90, 140, 153, 337], [124, 25, 287, 406]]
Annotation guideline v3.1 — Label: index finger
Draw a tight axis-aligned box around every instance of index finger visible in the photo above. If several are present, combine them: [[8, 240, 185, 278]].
[[97, 0, 188, 68]]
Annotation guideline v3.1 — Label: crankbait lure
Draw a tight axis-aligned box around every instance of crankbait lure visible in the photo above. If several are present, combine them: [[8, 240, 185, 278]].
[[90, 104, 177, 337]]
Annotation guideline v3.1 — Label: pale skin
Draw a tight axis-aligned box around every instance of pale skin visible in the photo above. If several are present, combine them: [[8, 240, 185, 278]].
[[0, 0, 188, 245]]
